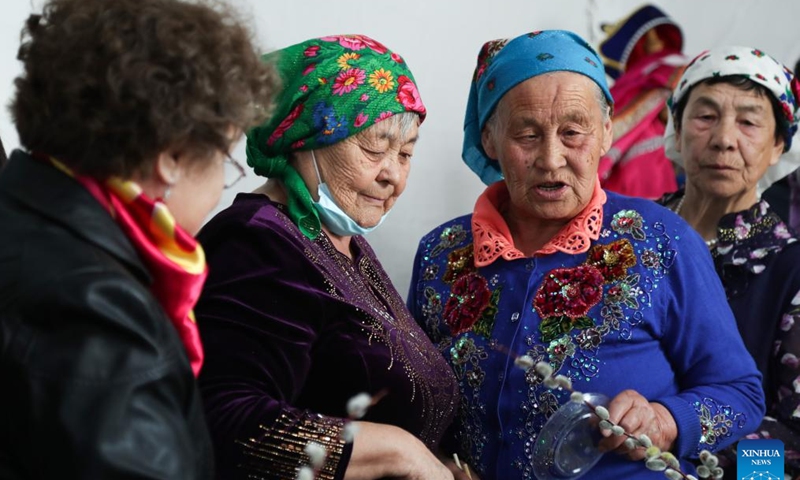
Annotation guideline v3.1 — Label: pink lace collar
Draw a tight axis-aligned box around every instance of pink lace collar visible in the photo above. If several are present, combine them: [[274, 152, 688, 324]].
[[472, 180, 606, 267]]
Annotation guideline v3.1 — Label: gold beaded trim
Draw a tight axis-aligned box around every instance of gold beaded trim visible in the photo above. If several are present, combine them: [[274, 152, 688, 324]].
[[717, 215, 778, 243], [238, 412, 346, 480]]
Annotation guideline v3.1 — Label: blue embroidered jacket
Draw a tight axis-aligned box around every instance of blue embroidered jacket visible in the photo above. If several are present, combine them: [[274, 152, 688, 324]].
[[408, 192, 764, 480]]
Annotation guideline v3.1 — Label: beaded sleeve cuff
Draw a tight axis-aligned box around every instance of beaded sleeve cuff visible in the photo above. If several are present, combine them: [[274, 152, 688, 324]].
[[238, 411, 348, 480]]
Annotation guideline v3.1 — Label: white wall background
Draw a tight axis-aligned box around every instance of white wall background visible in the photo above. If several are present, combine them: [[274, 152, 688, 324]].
[[1, 0, 799, 297]]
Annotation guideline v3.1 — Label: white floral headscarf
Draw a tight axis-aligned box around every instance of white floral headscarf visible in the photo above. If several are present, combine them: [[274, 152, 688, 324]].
[[664, 46, 800, 195]]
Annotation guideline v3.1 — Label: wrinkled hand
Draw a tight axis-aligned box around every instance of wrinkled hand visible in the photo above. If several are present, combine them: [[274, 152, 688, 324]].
[[597, 389, 677, 461], [400, 446, 454, 480], [346, 422, 455, 480]]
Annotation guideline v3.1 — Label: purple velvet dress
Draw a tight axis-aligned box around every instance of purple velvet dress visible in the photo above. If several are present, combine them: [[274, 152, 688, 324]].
[[195, 194, 459, 480]]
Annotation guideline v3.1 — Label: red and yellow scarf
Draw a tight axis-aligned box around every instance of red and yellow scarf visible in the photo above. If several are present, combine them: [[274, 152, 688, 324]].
[[47, 156, 206, 376]]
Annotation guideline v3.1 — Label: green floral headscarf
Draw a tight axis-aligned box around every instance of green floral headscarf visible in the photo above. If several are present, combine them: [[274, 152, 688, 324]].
[[247, 34, 426, 239]]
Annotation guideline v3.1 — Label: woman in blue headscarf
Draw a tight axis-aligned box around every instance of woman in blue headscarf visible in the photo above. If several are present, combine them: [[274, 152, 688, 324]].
[[407, 30, 764, 479]]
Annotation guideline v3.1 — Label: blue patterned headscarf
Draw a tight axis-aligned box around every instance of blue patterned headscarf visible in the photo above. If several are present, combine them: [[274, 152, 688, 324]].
[[462, 30, 614, 185]]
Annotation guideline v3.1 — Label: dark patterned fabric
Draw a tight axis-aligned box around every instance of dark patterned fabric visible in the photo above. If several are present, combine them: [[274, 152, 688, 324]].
[[660, 192, 800, 478]]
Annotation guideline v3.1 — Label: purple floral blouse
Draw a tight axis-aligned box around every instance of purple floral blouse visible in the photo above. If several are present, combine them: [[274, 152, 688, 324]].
[[663, 193, 800, 478]]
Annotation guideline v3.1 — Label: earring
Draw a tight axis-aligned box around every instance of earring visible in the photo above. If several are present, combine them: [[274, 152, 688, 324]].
[[163, 187, 171, 200]]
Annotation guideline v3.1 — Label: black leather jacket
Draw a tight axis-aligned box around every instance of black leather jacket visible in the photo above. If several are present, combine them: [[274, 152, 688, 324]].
[[0, 151, 213, 479]]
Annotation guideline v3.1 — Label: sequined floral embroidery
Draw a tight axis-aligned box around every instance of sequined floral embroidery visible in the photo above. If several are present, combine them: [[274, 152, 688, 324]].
[[599, 304, 625, 331], [694, 398, 747, 450], [422, 287, 443, 316], [534, 265, 605, 342], [547, 335, 577, 361], [585, 239, 637, 282], [605, 274, 642, 309], [422, 264, 439, 281], [444, 273, 492, 336], [431, 225, 468, 257], [575, 328, 602, 351], [640, 249, 661, 269], [450, 336, 489, 380], [611, 209, 646, 240], [534, 220, 652, 348], [421, 287, 444, 345], [451, 336, 477, 366], [473, 286, 502, 338], [444, 244, 476, 284], [439, 243, 501, 337]]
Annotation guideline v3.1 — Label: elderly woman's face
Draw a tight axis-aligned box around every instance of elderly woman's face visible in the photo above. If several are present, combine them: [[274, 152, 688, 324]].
[[481, 72, 611, 224], [313, 117, 419, 228], [676, 82, 783, 199]]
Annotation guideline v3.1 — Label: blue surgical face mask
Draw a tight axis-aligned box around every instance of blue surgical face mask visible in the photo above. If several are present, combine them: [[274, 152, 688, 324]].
[[310, 150, 388, 237]]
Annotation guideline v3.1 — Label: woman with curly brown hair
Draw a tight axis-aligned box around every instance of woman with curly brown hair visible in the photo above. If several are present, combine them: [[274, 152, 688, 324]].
[[0, 0, 277, 477]]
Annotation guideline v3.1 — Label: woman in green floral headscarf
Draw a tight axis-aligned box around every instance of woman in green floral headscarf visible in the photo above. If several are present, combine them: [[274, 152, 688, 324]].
[[194, 34, 465, 480]]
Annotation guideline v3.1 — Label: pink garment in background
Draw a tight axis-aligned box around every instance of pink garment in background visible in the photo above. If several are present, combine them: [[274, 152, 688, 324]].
[[599, 51, 685, 199]]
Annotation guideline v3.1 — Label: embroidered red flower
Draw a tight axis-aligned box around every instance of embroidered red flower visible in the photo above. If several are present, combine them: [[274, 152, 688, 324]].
[[267, 104, 304, 146], [533, 265, 604, 319], [396, 75, 426, 115], [443, 273, 492, 336], [585, 239, 636, 282], [303, 45, 320, 57]]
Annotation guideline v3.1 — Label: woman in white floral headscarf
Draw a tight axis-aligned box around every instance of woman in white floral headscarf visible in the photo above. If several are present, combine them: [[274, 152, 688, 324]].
[[660, 45, 800, 477]]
